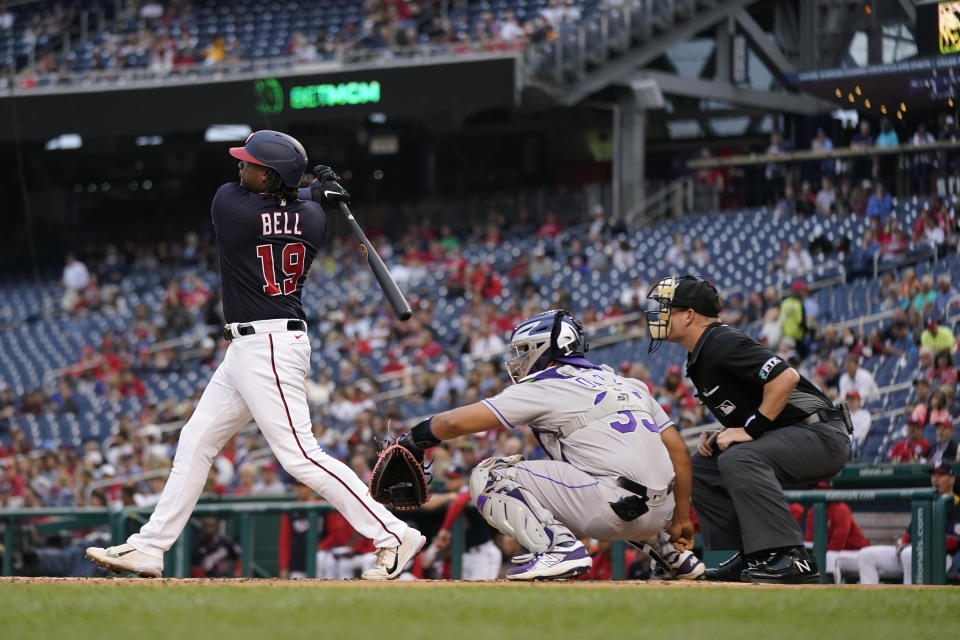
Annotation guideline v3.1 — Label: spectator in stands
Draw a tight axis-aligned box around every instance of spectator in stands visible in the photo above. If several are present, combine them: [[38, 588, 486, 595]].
[[927, 420, 958, 467], [875, 117, 899, 148], [469, 323, 506, 360], [857, 460, 959, 584], [232, 464, 257, 495], [763, 131, 792, 196], [62, 253, 91, 310], [780, 281, 810, 358], [910, 122, 936, 195], [888, 416, 932, 463], [846, 390, 872, 456], [935, 274, 957, 314], [865, 183, 892, 218], [846, 228, 879, 279], [784, 240, 813, 276], [774, 184, 799, 218], [927, 350, 958, 387], [535, 211, 561, 239], [878, 218, 909, 260], [690, 238, 710, 269], [665, 232, 689, 267], [920, 314, 955, 354], [810, 127, 834, 177], [191, 517, 241, 578], [500, 11, 525, 41], [881, 318, 914, 357], [759, 306, 782, 349], [253, 462, 287, 496], [850, 120, 875, 181], [912, 387, 951, 430], [912, 275, 937, 314], [838, 354, 879, 401], [815, 176, 835, 216], [433, 361, 467, 411]]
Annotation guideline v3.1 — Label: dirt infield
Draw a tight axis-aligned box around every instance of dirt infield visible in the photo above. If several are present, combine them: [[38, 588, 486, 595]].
[[0, 576, 942, 588]]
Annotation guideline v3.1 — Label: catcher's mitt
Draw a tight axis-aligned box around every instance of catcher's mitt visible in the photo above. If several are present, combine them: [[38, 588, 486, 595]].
[[368, 438, 430, 510]]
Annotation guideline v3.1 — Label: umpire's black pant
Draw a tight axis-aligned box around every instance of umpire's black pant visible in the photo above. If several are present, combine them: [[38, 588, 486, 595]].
[[691, 420, 850, 555]]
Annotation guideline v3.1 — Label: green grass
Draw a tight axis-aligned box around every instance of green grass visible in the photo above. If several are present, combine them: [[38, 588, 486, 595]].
[[1, 582, 956, 640]]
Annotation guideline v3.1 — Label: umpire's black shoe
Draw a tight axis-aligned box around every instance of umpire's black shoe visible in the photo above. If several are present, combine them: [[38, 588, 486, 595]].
[[741, 547, 820, 584], [703, 552, 746, 582]]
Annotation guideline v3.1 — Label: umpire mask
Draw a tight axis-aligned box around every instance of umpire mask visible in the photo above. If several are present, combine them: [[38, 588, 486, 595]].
[[645, 275, 721, 354], [645, 276, 679, 354]]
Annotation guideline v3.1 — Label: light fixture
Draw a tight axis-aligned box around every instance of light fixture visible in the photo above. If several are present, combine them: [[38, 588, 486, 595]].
[[45, 134, 83, 150], [204, 125, 253, 142]]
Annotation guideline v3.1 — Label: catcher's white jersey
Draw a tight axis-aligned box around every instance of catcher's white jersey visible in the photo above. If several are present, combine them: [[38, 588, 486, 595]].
[[481, 364, 676, 493]]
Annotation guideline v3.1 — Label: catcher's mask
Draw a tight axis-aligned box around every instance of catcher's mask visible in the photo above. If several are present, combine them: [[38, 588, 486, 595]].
[[504, 309, 588, 382], [645, 275, 721, 354]]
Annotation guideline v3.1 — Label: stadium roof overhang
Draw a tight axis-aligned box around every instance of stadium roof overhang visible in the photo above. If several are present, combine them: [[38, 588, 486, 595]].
[[788, 55, 960, 116]]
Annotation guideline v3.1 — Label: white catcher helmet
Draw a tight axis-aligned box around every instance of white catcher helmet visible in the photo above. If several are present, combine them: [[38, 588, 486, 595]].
[[504, 309, 588, 382]]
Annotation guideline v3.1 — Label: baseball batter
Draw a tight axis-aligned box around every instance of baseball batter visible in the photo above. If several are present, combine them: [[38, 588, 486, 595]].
[[397, 310, 705, 580], [87, 130, 424, 580]]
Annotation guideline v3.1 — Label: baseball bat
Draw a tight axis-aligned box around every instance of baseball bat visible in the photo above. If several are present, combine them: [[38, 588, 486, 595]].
[[338, 201, 413, 321]]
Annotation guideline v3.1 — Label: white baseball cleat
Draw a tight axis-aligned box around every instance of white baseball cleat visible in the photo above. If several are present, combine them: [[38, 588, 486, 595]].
[[361, 528, 427, 580], [638, 531, 706, 580], [506, 541, 592, 580], [86, 543, 164, 578]]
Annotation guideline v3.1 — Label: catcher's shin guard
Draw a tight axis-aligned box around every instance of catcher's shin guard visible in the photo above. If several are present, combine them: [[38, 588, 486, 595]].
[[468, 456, 571, 554]]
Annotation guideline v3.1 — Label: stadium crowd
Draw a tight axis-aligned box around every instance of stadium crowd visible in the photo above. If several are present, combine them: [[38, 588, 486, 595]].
[[0, 181, 958, 515], [7, 0, 592, 86]]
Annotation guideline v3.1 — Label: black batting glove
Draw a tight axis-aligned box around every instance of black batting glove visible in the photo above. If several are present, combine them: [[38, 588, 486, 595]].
[[312, 164, 340, 183], [310, 164, 350, 207]]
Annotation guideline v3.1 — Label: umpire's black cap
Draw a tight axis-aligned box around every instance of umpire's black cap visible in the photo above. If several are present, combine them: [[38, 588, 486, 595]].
[[672, 276, 722, 316]]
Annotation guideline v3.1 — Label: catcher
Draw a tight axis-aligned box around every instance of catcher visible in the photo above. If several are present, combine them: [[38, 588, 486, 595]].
[[370, 309, 705, 580]]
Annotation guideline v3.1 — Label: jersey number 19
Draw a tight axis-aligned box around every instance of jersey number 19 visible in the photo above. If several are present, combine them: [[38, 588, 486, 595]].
[[256, 243, 305, 296]]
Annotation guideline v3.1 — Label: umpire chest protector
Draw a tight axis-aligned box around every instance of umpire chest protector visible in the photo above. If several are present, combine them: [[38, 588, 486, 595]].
[[686, 323, 833, 433]]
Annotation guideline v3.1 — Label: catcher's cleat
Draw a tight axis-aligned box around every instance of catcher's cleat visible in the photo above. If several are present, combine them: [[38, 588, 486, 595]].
[[86, 543, 163, 578], [361, 527, 427, 580], [506, 542, 592, 581], [741, 547, 821, 584], [634, 531, 705, 580]]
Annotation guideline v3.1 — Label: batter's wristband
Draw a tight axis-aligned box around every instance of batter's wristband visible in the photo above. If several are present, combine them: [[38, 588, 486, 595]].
[[411, 417, 441, 449], [743, 412, 774, 439]]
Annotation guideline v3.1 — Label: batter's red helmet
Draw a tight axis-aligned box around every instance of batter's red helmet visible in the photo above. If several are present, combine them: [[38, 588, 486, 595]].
[[229, 130, 307, 188]]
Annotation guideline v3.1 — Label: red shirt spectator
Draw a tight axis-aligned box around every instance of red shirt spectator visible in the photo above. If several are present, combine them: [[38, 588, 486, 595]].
[[888, 419, 932, 462], [536, 212, 561, 238], [794, 502, 870, 550]]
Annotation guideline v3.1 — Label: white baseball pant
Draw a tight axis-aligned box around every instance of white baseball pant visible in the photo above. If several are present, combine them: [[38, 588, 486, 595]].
[[513, 460, 676, 543], [857, 545, 911, 584], [128, 321, 407, 558], [461, 540, 503, 580]]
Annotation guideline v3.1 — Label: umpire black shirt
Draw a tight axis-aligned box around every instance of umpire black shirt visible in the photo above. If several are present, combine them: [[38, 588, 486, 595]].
[[685, 323, 832, 438]]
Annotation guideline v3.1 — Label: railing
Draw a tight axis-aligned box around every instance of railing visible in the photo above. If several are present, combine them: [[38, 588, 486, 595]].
[[605, 487, 952, 584], [1, 488, 952, 582], [0, 501, 469, 579]]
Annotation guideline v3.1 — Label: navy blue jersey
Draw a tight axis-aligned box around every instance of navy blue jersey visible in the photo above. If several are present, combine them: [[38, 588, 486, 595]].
[[211, 183, 326, 323]]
